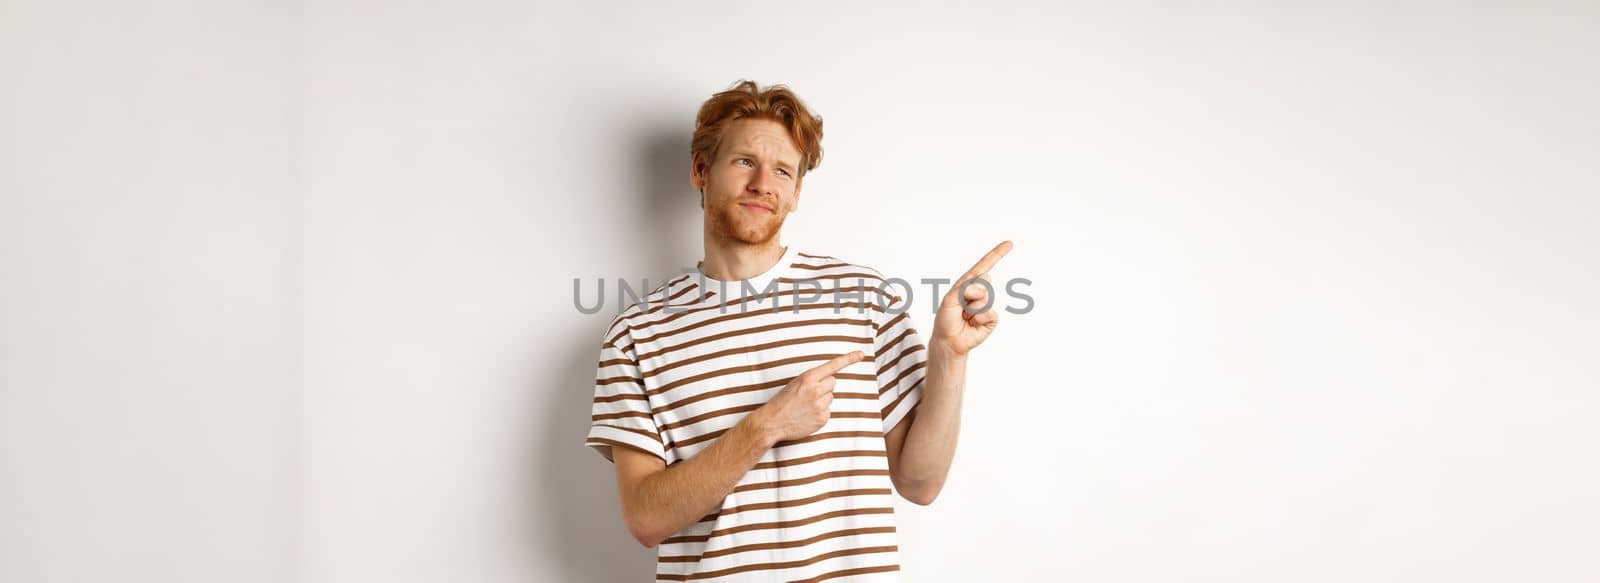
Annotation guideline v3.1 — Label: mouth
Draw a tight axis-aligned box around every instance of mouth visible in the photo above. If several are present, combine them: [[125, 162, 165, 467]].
[[738, 201, 774, 213]]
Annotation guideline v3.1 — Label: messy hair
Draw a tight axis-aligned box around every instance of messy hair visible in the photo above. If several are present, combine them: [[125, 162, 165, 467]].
[[691, 79, 824, 180]]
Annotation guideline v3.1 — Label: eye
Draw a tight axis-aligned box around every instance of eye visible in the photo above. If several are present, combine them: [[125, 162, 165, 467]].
[[777, 168, 790, 176], [737, 158, 753, 166]]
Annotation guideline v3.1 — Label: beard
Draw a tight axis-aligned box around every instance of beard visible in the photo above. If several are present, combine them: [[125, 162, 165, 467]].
[[707, 198, 785, 245]]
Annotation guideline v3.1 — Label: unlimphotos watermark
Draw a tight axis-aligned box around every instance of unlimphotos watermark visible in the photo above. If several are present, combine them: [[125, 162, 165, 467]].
[[572, 272, 1033, 317]]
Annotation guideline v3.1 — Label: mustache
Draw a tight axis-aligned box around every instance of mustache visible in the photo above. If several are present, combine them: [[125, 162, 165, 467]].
[[734, 198, 776, 212]]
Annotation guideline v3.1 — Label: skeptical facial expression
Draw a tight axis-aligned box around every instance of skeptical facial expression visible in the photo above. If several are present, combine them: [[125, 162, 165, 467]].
[[692, 118, 803, 245]]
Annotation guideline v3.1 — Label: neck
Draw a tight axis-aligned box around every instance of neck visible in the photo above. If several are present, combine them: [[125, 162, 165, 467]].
[[700, 235, 786, 281]]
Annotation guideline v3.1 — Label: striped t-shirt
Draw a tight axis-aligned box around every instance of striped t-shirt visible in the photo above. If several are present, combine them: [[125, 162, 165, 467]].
[[585, 246, 928, 582]]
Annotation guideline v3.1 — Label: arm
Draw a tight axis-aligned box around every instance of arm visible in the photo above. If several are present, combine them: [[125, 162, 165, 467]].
[[884, 341, 967, 505], [612, 416, 774, 548], [885, 241, 1012, 505], [611, 351, 866, 548]]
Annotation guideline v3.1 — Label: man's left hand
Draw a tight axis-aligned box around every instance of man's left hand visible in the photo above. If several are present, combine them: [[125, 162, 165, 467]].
[[930, 240, 1013, 358]]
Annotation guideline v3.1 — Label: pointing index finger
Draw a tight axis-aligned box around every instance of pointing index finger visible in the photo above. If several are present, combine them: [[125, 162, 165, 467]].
[[807, 350, 864, 379], [961, 240, 1013, 281]]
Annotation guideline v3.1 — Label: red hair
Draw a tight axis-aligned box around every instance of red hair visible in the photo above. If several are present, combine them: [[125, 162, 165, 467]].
[[691, 79, 824, 179]]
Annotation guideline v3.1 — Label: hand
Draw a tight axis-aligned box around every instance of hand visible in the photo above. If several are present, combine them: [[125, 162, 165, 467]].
[[752, 351, 864, 444], [932, 241, 1013, 358]]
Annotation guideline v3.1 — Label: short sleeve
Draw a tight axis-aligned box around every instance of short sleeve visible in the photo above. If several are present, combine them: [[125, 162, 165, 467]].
[[872, 288, 927, 435], [584, 319, 672, 464]]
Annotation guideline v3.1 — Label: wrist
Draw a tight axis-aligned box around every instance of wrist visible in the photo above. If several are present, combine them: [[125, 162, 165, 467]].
[[738, 408, 779, 449], [929, 337, 968, 363]]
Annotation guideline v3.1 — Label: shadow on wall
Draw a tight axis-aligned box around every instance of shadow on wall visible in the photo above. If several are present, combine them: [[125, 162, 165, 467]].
[[527, 123, 699, 581]]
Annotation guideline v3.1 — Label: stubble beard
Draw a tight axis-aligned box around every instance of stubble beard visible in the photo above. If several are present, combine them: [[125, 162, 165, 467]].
[[708, 199, 784, 246]]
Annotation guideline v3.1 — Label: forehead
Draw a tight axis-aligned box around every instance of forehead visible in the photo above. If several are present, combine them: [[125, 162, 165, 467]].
[[718, 119, 800, 164]]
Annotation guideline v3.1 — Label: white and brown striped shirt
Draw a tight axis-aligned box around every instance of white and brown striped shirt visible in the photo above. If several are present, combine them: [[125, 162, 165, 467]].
[[586, 246, 927, 582]]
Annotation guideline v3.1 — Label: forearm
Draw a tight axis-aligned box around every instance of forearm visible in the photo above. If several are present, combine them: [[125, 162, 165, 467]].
[[896, 340, 968, 498], [624, 415, 776, 546]]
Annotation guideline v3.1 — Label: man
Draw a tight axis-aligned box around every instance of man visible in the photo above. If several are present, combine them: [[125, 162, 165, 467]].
[[585, 79, 1011, 582]]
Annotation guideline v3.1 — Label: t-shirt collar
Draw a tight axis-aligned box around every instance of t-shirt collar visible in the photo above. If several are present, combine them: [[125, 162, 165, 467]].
[[694, 244, 798, 300]]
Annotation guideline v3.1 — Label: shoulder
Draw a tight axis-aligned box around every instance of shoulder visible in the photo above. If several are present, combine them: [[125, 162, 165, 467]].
[[600, 272, 698, 343]]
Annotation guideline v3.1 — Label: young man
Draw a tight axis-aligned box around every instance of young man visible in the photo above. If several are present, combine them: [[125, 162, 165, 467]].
[[585, 80, 1011, 582]]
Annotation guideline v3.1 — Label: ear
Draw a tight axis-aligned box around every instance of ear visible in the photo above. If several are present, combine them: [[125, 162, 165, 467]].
[[690, 152, 707, 209], [689, 151, 707, 192]]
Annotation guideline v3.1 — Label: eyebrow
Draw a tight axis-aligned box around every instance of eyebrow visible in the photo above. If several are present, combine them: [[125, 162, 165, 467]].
[[731, 151, 797, 172]]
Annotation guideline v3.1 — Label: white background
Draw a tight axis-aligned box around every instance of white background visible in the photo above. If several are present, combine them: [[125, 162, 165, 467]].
[[3, 1, 1597, 582]]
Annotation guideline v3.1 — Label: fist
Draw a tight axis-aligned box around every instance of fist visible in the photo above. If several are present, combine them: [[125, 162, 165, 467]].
[[755, 351, 865, 444]]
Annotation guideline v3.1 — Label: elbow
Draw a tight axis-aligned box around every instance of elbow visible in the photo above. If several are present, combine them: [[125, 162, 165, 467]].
[[623, 510, 672, 549], [895, 478, 944, 506], [625, 516, 666, 549], [630, 531, 663, 549]]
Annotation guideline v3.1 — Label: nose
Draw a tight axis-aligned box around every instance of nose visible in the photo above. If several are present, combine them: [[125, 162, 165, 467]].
[[747, 166, 777, 197]]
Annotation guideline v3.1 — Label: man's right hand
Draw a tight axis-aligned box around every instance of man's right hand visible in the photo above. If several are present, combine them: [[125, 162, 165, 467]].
[[751, 350, 865, 444], [612, 349, 867, 547]]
